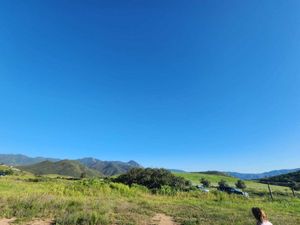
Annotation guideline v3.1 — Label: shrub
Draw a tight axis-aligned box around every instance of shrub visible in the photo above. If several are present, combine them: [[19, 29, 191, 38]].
[[218, 179, 229, 189], [200, 178, 211, 188], [114, 168, 192, 191], [290, 181, 300, 191], [235, 180, 246, 189], [0, 168, 14, 176]]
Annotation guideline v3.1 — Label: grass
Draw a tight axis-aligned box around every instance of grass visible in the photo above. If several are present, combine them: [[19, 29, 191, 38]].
[[0, 173, 299, 225], [174, 172, 299, 197]]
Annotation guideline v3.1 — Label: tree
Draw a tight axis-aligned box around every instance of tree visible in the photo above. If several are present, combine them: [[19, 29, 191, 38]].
[[114, 168, 192, 191], [200, 178, 211, 188], [218, 179, 229, 189], [80, 172, 87, 179], [235, 180, 246, 190]]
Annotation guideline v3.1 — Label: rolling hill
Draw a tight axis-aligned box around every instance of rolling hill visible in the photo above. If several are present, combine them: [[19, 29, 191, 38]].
[[18, 160, 101, 178], [174, 171, 299, 194], [259, 170, 300, 188]]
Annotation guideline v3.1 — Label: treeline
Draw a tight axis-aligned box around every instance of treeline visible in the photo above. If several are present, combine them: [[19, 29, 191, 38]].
[[259, 171, 300, 190]]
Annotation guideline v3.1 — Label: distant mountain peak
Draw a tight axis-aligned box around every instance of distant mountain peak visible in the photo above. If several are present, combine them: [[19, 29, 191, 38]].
[[127, 160, 141, 167]]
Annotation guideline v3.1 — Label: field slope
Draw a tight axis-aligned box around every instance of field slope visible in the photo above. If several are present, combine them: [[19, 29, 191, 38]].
[[0, 174, 299, 225], [174, 172, 300, 195]]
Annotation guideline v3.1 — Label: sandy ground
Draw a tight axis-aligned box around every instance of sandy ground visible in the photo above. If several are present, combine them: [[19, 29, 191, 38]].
[[150, 213, 179, 225], [0, 218, 16, 225]]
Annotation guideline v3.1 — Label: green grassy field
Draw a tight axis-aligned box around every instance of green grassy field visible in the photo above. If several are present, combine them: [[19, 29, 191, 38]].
[[175, 172, 299, 196], [0, 172, 299, 225]]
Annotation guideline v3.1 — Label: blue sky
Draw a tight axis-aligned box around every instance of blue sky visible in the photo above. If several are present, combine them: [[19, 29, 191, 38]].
[[0, 1, 299, 172]]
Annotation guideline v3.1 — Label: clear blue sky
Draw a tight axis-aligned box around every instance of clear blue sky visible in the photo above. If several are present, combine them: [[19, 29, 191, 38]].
[[0, 1, 299, 172]]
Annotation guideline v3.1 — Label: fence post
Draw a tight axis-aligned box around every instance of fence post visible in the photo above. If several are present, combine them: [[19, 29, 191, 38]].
[[291, 187, 295, 197], [268, 183, 274, 200]]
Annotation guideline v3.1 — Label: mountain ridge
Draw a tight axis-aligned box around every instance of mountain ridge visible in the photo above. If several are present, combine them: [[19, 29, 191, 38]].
[[226, 168, 300, 180], [17, 160, 101, 178], [0, 154, 142, 176]]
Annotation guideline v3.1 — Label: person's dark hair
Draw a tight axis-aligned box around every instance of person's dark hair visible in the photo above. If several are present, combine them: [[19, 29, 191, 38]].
[[252, 207, 267, 223]]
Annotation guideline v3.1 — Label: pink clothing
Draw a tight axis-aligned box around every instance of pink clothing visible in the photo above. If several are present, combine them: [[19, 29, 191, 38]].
[[259, 221, 273, 225]]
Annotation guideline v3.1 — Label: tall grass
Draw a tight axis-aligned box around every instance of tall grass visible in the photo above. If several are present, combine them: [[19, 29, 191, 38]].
[[0, 175, 299, 225]]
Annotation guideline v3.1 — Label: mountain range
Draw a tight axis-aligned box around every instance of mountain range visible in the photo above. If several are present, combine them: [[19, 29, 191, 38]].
[[0, 154, 141, 176], [1, 154, 299, 179], [226, 168, 300, 180], [78, 157, 142, 176]]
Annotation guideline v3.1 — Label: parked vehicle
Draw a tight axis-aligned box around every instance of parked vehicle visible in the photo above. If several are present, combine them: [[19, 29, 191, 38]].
[[196, 185, 210, 192], [218, 186, 249, 197]]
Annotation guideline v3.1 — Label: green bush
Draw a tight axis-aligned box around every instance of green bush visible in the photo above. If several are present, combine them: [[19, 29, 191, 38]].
[[200, 178, 211, 188], [218, 179, 229, 189], [235, 180, 246, 189], [114, 168, 192, 191]]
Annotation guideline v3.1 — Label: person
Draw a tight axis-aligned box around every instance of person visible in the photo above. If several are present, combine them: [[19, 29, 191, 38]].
[[251, 207, 273, 225]]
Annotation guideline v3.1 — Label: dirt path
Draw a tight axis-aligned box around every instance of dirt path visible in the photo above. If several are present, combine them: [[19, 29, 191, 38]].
[[150, 213, 179, 225], [25, 219, 53, 225], [0, 218, 53, 225], [0, 218, 16, 225]]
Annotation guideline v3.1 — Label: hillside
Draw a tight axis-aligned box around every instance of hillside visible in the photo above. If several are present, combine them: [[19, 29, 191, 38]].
[[174, 172, 298, 194], [78, 157, 142, 176], [197, 171, 230, 177], [259, 171, 300, 187], [227, 168, 300, 180], [18, 160, 101, 178], [0, 154, 59, 166]]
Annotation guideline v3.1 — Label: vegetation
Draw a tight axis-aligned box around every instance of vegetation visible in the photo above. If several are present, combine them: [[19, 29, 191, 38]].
[[259, 171, 300, 189], [235, 180, 247, 190], [218, 179, 229, 189], [114, 168, 192, 191], [227, 168, 300, 180], [0, 165, 14, 176], [290, 181, 300, 191], [18, 160, 101, 178], [200, 178, 210, 188], [0, 172, 299, 225]]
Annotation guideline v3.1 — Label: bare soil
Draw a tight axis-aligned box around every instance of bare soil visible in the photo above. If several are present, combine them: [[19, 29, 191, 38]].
[[150, 213, 179, 225]]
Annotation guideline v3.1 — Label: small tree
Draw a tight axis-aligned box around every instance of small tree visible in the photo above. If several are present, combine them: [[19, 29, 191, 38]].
[[235, 179, 246, 190], [200, 178, 211, 188], [218, 179, 229, 189], [80, 172, 87, 179]]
